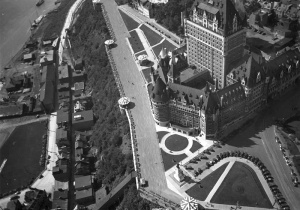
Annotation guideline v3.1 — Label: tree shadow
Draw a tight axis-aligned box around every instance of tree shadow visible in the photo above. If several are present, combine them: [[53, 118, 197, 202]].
[[127, 101, 135, 109]]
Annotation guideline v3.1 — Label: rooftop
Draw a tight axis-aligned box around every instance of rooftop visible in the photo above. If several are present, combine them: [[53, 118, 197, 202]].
[[76, 188, 93, 200], [52, 190, 68, 209], [75, 175, 92, 190]]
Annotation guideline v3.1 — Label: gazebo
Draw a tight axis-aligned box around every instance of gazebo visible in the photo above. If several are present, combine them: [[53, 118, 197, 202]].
[[137, 54, 148, 66], [181, 197, 198, 210]]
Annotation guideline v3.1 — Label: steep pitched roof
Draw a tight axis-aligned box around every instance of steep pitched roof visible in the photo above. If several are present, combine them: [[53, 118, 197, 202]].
[[228, 54, 264, 88], [169, 83, 206, 107], [192, 0, 247, 36], [150, 77, 169, 103]]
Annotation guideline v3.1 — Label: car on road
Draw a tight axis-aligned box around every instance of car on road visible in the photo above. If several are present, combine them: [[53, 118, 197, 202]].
[[278, 200, 287, 205], [280, 204, 290, 209], [267, 177, 274, 182], [270, 184, 278, 189]]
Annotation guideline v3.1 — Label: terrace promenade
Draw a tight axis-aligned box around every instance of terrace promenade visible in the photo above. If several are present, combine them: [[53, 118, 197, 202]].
[[100, 0, 182, 207]]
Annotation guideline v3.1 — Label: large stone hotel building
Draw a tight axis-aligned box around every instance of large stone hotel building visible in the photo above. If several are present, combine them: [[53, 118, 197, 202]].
[[148, 0, 300, 140]]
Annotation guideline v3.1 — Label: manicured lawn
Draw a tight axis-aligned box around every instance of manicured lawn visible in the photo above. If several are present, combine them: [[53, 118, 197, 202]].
[[0, 121, 47, 195], [190, 140, 202, 153], [211, 162, 272, 208], [157, 131, 169, 143], [161, 149, 187, 171], [152, 40, 177, 58], [119, 10, 139, 31], [185, 162, 229, 201], [128, 30, 145, 53], [165, 134, 189, 151], [142, 67, 152, 84], [140, 24, 163, 46]]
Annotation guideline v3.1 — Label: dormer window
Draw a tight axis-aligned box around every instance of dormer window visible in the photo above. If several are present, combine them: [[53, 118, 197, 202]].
[[230, 73, 234, 79], [256, 72, 261, 83], [280, 70, 284, 79], [203, 11, 207, 28], [296, 60, 299, 68], [233, 14, 237, 32], [288, 65, 291, 73]]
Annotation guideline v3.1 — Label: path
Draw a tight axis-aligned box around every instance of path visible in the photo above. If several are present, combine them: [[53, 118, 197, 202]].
[[101, 0, 182, 205]]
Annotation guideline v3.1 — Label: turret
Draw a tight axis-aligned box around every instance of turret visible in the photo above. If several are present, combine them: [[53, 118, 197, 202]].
[[150, 77, 170, 126]]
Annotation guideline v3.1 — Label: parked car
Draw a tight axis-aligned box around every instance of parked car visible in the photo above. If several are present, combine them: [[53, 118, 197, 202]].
[[267, 177, 274, 182]]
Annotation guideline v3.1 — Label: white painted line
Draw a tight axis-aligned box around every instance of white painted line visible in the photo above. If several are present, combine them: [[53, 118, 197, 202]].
[[0, 159, 7, 173]]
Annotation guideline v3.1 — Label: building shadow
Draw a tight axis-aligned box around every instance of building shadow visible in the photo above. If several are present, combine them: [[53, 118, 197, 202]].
[[127, 102, 135, 110]]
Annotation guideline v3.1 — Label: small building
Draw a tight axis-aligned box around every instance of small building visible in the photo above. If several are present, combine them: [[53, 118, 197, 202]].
[[74, 58, 84, 71], [6, 199, 23, 210], [58, 90, 70, 100], [39, 81, 54, 113], [58, 64, 70, 84], [0, 104, 24, 119], [23, 53, 34, 62], [52, 189, 68, 210], [76, 188, 94, 205], [74, 82, 84, 91], [75, 175, 92, 191], [58, 83, 69, 92], [53, 159, 69, 182], [56, 128, 69, 147], [24, 190, 49, 210], [40, 64, 56, 87], [57, 110, 94, 131], [75, 161, 90, 175], [40, 50, 55, 66]]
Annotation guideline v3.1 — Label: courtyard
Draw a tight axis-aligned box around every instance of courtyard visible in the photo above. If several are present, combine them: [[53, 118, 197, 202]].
[[0, 121, 47, 195]]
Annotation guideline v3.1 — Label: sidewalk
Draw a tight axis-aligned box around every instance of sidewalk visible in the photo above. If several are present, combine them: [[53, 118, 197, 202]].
[[31, 113, 59, 192]]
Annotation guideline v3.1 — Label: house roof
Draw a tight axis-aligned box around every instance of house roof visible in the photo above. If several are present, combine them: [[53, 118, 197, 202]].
[[74, 82, 84, 90], [75, 175, 92, 190], [76, 188, 93, 200], [192, 0, 247, 36], [58, 64, 69, 80], [41, 64, 56, 84], [52, 190, 68, 210], [56, 128, 68, 140], [40, 81, 54, 104], [40, 50, 54, 64]]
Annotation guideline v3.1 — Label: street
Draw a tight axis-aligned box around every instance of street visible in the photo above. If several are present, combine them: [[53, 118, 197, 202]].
[[224, 86, 300, 210]]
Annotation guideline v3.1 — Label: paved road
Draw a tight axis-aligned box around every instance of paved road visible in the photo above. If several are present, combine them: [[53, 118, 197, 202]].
[[102, 0, 182, 204], [223, 86, 300, 210]]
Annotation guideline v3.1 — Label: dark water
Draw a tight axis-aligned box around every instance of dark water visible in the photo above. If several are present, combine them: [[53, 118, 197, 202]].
[[0, 0, 57, 70]]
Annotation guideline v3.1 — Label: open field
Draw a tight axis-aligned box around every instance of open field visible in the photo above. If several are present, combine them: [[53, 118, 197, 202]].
[[152, 40, 177, 57], [161, 150, 187, 171], [185, 163, 229, 201], [211, 162, 272, 208], [119, 9, 139, 31], [165, 134, 189, 151], [140, 24, 163, 46], [128, 30, 145, 53], [0, 121, 47, 195]]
